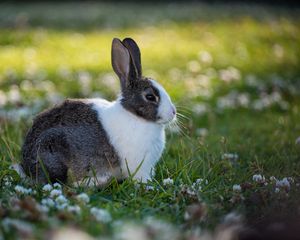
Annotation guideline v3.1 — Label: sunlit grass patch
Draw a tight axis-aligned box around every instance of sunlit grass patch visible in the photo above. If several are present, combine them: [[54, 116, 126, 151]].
[[0, 2, 300, 239]]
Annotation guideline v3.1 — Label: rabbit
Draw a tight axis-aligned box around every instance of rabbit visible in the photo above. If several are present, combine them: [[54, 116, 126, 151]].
[[19, 38, 176, 186]]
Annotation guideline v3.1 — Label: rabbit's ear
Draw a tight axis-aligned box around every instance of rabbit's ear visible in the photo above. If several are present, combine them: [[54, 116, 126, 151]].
[[122, 38, 142, 78], [111, 38, 131, 89]]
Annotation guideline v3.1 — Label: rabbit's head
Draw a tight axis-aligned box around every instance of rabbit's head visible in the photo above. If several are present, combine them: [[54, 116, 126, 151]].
[[112, 38, 176, 124]]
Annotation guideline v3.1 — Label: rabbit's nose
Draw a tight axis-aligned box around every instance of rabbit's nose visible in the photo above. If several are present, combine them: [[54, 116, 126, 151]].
[[171, 105, 176, 115]]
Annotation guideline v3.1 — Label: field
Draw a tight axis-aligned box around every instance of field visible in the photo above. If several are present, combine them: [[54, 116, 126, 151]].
[[0, 2, 300, 239]]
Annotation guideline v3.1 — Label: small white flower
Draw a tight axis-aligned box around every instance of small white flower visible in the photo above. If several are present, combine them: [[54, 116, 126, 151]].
[[163, 178, 174, 186], [41, 198, 55, 207], [198, 51, 213, 64], [288, 177, 294, 183], [14, 185, 32, 195], [90, 207, 112, 223], [42, 184, 53, 192], [270, 176, 277, 182], [76, 193, 90, 204], [195, 178, 208, 185], [56, 203, 68, 210], [233, 184, 242, 192], [37, 204, 49, 213], [8, 85, 21, 103], [0, 90, 7, 107], [53, 183, 62, 189], [195, 178, 204, 184], [55, 195, 68, 205], [219, 67, 241, 83], [191, 178, 207, 191], [50, 189, 62, 198], [67, 205, 81, 214], [3, 176, 13, 187], [192, 104, 208, 116], [252, 174, 265, 183], [145, 185, 154, 191], [275, 187, 280, 193], [186, 188, 196, 196], [187, 60, 201, 73], [276, 178, 290, 190], [196, 128, 208, 137]]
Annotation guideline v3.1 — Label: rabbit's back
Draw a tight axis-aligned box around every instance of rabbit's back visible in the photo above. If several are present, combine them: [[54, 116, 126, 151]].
[[21, 99, 120, 183]]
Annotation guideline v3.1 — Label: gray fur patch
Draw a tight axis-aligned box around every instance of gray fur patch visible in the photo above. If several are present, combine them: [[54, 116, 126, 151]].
[[121, 77, 160, 122], [21, 99, 120, 184]]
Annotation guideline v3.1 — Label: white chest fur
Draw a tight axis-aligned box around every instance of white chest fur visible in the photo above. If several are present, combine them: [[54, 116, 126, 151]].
[[89, 99, 165, 182]]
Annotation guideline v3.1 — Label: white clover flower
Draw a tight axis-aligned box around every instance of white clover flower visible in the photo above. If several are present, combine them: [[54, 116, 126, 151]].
[[145, 185, 154, 191], [163, 178, 174, 186], [233, 184, 242, 192], [191, 178, 207, 191], [0, 90, 8, 107], [195, 178, 208, 185], [90, 207, 112, 223], [76, 193, 90, 204], [187, 60, 201, 73], [219, 67, 241, 83], [14, 185, 33, 195], [270, 176, 277, 182], [53, 183, 62, 189], [196, 128, 208, 137], [8, 85, 21, 104], [67, 205, 81, 215], [2, 176, 13, 187], [217, 95, 235, 110], [192, 184, 202, 191], [55, 195, 68, 205], [56, 203, 68, 210], [41, 198, 55, 207], [37, 204, 49, 213], [195, 178, 203, 184], [186, 188, 197, 196], [252, 174, 265, 183], [42, 184, 53, 192], [50, 189, 62, 198], [237, 93, 250, 107], [192, 104, 208, 116], [198, 51, 213, 64], [276, 178, 291, 190], [287, 177, 294, 183]]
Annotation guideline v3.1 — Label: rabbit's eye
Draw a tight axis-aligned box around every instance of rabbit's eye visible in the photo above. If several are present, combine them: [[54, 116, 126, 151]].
[[145, 94, 156, 102]]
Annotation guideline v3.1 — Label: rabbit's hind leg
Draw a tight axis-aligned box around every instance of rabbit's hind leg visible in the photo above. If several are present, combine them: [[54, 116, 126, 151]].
[[36, 129, 69, 184]]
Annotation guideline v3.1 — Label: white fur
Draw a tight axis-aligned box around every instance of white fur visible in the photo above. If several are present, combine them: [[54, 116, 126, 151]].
[[150, 80, 176, 124], [87, 80, 172, 183], [74, 172, 113, 187]]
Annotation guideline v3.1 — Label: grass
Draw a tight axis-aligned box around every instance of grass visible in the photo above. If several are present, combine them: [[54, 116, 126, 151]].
[[0, 2, 300, 239]]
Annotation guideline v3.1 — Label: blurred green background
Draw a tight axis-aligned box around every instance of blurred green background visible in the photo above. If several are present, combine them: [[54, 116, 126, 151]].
[[0, 2, 300, 238]]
